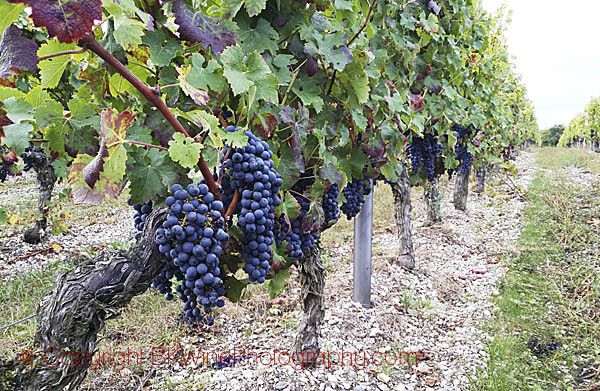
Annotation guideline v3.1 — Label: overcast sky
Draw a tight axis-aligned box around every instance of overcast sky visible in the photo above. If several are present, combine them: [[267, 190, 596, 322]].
[[481, 0, 600, 129]]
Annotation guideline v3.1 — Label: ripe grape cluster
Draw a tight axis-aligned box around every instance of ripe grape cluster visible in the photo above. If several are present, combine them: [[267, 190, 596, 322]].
[[275, 194, 319, 260], [128, 199, 153, 241], [221, 105, 233, 120], [212, 353, 254, 369], [153, 181, 228, 325], [526, 337, 561, 358], [340, 179, 371, 219], [221, 129, 283, 283], [407, 134, 443, 180], [452, 125, 474, 174], [322, 183, 340, 222], [21, 145, 44, 172], [0, 145, 11, 182]]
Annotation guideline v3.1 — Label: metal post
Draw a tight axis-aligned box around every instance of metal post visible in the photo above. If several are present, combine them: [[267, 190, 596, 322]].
[[353, 179, 373, 308]]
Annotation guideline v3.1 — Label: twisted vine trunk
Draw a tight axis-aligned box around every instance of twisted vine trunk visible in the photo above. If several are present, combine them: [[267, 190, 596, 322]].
[[474, 163, 487, 194], [389, 166, 414, 269], [424, 176, 442, 225], [453, 166, 471, 212], [23, 152, 56, 244], [592, 140, 600, 153], [1, 209, 168, 391], [293, 243, 325, 367]]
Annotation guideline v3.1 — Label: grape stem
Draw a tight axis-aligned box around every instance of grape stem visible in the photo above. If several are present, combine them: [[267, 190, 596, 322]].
[[78, 35, 221, 199], [38, 49, 86, 62], [224, 189, 240, 223]]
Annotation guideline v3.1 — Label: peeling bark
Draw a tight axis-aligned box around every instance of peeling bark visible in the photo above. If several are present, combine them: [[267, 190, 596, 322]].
[[1, 209, 168, 391], [389, 166, 414, 269], [424, 176, 442, 225], [453, 165, 471, 212], [292, 243, 325, 368], [23, 152, 56, 244], [474, 163, 487, 194]]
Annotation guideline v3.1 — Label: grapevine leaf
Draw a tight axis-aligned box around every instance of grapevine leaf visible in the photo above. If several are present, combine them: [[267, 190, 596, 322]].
[[253, 112, 277, 139], [276, 142, 301, 190], [78, 65, 110, 100], [268, 268, 290, 299], [51, 158, 69, 178], [279, 104, 309, 171], [0, 26, 39, 79], [8, 0, 102, 43], [69, 154, 121, 204], [317, 164, 343, 186], [3, 97, 34, 123], [172, 0, 237, 54], [168, 132, 201, 169], [221, 45, 273, 96], [223, 275, 248, 303], [334, 0, 352, 10], [3, 122, 33, 154], [144, 111, 173, 147], [301, 201, 323, 233], [282, 192, 300, 220], [220, 0, 243, 19], [240, 18, 279, 55], [104, 0, 145, 49], [187, 54, 227, 92], [82, 142, 109, 188], [126, 124, 153, 144], [0, 3, 25, 37], [176, 66, 210, 106], [142, 30, 181, 67], [244, 0, 266, 16], [34, 99, 64, 128], [128, 148, 181, 202]]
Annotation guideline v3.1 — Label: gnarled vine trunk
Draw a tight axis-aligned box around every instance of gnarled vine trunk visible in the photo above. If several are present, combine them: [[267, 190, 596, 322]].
[[293, 243, 325, 367], [1, 209, 168, 391], [592, 140, 600, 153], [474, 163, 487, 194], [389, 165, 414, 269], [453, 166, 471, 212], [424, 176, 442, 225], [23, 152, 56, 244]]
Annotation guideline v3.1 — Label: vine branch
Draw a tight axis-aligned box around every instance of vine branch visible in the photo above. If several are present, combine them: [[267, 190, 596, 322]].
[[38, 49, 86, 62], [346, 0, 376, 47]]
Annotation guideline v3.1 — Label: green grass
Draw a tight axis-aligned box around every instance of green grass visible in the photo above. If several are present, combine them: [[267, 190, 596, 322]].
[[473, 148, 600, 391]]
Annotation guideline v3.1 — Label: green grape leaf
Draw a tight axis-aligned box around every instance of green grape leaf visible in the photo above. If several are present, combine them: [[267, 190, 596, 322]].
[[223, 275, 248, 303], [268, 268, 290, 299], [176, 66, 210, 105], [282, 192, 300, 220], [142, 30, 181, 67], [3, 122, 33, 154], [187, 54, 228, 92], [0, 3, 25, 37], [240, 18, 279, 55], [104, 1, 146, 49], [128, 148, 181, 203], [221, 45, 274, 97], [3, 97, 33, 123], [168, 132, 201, 169]]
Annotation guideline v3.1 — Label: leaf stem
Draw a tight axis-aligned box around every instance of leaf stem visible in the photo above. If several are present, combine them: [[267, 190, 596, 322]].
[[109, 140, 169, 151], [346, 0, 376, 47], [78, 35, 221, 198], [38, 49, 86, 62], [224, 189, 240, 223]]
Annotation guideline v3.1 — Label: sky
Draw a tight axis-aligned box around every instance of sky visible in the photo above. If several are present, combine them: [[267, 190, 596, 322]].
[[481, 0, 600, 129]]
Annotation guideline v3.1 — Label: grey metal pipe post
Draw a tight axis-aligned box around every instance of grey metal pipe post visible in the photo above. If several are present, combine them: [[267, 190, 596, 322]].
[[353, 179, 373, 308]]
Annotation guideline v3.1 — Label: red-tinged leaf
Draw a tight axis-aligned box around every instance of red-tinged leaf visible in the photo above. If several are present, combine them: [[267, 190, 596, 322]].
[[279, 104, 309, 172], [301, 201, 323, 234], [8, 0, 102, 43], [171, 0, 237, 54], [0, 26, 39, 79], [78, 65, 109, 99], [177, 67, 209, 105], [81, 109, 134, 189], [99, 108, 135, 143], [82, 142, 108, 188], [408, 93, 424, 113], [253, 112, 277, 140], [0, 103, 13, 143], [69, 154, 122, 204]]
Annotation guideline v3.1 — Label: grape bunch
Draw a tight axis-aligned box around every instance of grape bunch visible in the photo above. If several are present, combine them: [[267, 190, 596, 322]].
[[21, 145, 44, 172], [340, 178, 371, 219], [221, 105, 233, 120], [322, 183, 340, 222], [221, 129, 283, 283], [153, 181, 228, 325], [451, 125, 475, 175], [275, 194, 319, 260], [212, 353, 254, 369], [128, 199, 153, 241], [526, 337, 561, 358], [0, 145, 16, 182], [407, 134, 443, 180]]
